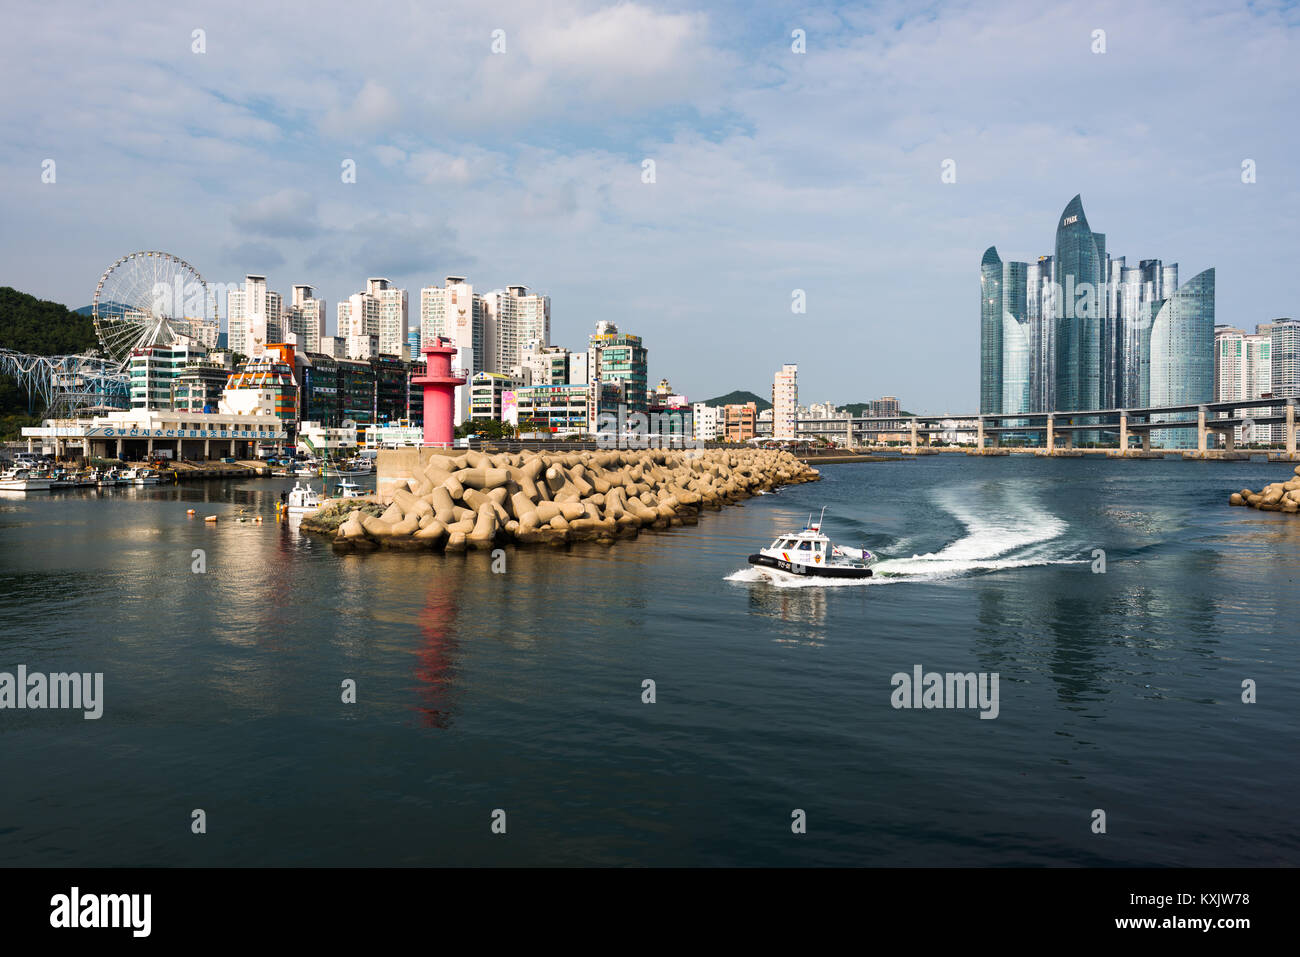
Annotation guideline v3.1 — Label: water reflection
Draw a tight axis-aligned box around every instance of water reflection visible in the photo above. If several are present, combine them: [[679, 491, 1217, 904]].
[[414, 568, 463, 729]]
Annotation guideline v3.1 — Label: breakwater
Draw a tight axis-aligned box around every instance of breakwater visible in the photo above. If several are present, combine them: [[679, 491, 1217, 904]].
[[305, 447, 820, 550], [1228, 464, 1300, 512]]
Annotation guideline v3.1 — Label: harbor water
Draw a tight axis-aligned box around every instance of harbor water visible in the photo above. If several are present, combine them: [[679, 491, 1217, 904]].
[[0, 457, 1296, 866]]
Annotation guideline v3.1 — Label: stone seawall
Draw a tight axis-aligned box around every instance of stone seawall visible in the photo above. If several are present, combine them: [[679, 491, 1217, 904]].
[[304, 447, 820, 551], [1229, 465, 1300, 512]]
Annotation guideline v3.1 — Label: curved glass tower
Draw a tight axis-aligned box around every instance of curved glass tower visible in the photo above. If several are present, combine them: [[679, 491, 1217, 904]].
[[980, 246, 1003, 414], [1150, 268, 1215, 448], [1053, 195, 1102, 414], [1001, 261, 1031, 416]]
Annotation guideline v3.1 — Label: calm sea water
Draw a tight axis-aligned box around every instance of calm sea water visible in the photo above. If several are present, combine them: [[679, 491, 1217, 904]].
[[0, 456, 1296, 866]]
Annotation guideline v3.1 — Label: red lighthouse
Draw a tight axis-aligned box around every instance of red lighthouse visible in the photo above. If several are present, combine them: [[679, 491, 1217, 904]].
[[411, 337, 466, 448]]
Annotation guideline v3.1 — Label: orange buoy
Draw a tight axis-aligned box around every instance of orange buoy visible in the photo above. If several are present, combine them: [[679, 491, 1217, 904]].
[[186, 509, 196, 516], [204, 515, 218, 523]]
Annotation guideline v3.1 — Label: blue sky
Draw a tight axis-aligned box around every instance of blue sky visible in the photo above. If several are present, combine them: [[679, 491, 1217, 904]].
[[2, 0, 1298, 411]]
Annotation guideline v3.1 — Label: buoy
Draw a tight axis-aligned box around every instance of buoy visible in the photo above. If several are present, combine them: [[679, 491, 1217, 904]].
[[186, 508, 196, 516], [204, 515, 218, 523], [254, 516, 263, 524]]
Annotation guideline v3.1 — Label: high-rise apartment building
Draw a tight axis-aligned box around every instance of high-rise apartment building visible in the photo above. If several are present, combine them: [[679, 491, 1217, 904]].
[[421, 277, 486, 374], [484, 285, 551, 374], [286, 284, 327, 354], [772, 363, 798, 440], [1215, 325, 1273, 445], [226, 275, 282, 358], [337, 278, 405, 359]]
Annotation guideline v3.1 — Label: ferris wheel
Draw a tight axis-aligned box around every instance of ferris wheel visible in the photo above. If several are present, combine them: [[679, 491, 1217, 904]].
[[91, 251, 212, 366]]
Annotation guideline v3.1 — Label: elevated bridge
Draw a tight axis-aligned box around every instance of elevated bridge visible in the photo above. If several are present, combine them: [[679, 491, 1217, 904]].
[[797, 396, 1298, 456]]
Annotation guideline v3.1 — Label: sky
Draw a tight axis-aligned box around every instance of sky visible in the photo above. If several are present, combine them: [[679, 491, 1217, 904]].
[[1, 0, 1298, 412]]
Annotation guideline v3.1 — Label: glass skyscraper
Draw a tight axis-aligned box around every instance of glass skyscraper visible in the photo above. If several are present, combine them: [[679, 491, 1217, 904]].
[[1001, 260, 1031, 415], [1053, 195, 1102, 414], [1150, 269, 1215, 448], [982, 196, 1213, 449], [1027, 256, 1054, 413], [980, 246, 1003, 415]]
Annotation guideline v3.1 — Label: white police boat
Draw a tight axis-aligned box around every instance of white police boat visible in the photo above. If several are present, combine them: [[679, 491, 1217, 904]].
[[747, 508, 878, 580]]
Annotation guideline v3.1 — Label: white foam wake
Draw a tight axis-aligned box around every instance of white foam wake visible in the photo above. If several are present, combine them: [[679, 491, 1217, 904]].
[[873, 486, 1076, 580], [727, 484, 1083, 586]]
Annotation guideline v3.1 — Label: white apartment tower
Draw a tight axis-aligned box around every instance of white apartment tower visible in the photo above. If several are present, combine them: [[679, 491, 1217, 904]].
[[287, 284, 327, 354], [336, 278, 404, 360], [484, 285, 551, 374], [421, 277, 487, 374], [1215, 325, 1274, 445], [226, 275, 282, 358], [772, 363, 798, 440]]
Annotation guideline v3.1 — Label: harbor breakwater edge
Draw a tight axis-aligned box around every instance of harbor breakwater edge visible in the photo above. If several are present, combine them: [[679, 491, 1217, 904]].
[[302, 447, 820, 551]]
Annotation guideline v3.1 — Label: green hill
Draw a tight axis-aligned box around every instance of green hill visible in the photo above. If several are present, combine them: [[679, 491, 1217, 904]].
[[699, 390, 771, 411], [0, 287, 98, 430], [1, 287, 96, 355]]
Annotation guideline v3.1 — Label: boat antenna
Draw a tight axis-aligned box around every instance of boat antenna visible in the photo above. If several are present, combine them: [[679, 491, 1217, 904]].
[[818, 505, 828, 527]]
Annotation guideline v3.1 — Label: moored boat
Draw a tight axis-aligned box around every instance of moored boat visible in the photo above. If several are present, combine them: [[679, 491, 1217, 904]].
[[333, 478, 363, 498], [0, 467, 55, 492], [282, 480, 323, 514]]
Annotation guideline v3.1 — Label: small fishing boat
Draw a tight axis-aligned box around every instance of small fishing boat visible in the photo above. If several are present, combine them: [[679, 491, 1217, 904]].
[[95, 468, 126, 487], [333, 478, 363, 498], [282, 480, 322, 514], [0, 467, 54, 492], [127, 467, 162, 485], [747, 507, 878, 580]]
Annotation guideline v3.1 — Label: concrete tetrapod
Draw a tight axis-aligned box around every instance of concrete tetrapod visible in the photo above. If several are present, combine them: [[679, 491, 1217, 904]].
[[303, 447, 821, 551]]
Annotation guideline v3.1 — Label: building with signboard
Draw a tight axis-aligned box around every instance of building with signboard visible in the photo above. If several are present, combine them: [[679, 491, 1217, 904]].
[[588, 322, 648, 414], [22, 409, 288, 460], [469, 371, 521, 421], [517, 383, 590, 434]]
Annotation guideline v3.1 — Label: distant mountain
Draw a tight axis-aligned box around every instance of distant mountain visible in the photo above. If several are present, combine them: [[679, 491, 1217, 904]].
[[699, 390, 771, 411]]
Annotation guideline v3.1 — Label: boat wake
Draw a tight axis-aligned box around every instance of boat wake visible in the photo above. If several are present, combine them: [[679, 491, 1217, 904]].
[[727, 484, 1084, 586]]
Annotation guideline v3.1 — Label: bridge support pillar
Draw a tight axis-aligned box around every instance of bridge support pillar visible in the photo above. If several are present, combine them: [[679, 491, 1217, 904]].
[[1046, 416, 1054, 454], [1288, 402, 1296, 457], [1119, 414, 1129, 454], [846, 417, 853, 450], [1224, 429, 1235, 452], [977, 417, 985, 450], [1197, 407, 1207, 456], [1140, 432, 1150, 452], [910, 418, 918, 452], [115, 437, 123, 458]]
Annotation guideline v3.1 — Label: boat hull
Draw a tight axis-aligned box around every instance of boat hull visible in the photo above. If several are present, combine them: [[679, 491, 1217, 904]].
[[747, 553, 872, 580], [0, 480, 53, 491]]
